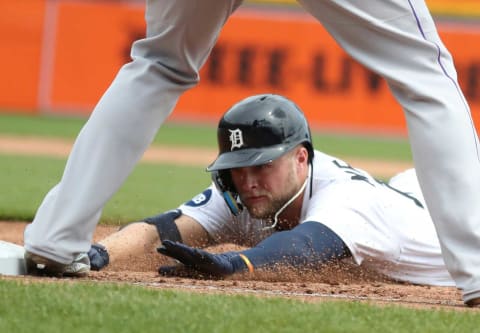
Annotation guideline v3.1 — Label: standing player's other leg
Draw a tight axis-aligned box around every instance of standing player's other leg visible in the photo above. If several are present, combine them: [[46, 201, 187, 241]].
[[23, 0, 243, 276], [298, 0, 480, 304]]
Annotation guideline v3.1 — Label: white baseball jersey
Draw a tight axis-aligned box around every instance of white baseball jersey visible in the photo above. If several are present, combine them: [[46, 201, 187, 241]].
[[179, 150, 454, 287]]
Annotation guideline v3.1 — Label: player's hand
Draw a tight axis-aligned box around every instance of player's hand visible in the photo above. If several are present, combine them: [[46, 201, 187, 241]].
[[88, 243, 110, 271], [157, 240, 239, 278]]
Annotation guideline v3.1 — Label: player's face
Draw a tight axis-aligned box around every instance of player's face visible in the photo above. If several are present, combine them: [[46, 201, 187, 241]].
[[230, 147, 308, 219]]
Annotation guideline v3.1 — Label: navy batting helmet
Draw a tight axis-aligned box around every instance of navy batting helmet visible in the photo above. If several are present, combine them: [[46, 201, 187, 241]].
[[207, 94, 313, 171], [207, 94, 313, 215]]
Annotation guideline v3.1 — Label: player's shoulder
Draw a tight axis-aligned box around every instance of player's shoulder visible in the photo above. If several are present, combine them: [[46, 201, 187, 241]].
[[312, 149, 338, 166], [312, 150, 353, 175], [310, 150, 379, 192]]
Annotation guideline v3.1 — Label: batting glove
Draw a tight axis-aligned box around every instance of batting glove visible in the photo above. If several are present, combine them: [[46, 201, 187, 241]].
[[88, 243, 110, 271], [157, 240, 247, 278]]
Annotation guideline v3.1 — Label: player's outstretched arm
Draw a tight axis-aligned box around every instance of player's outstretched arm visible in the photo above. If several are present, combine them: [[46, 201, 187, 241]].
[[88, 222, 159, 270], [88, 210, 211, 271], [158, 221, 351, 277]]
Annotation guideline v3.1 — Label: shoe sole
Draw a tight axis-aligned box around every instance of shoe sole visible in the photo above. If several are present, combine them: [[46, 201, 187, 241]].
[[25, 253, 89, 277], [466, 298, 480, 308]]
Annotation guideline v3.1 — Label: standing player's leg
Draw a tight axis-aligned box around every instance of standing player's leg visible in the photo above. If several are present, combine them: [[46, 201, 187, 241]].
[[298, 0, 480, 304], [23, 0, 243, 272]]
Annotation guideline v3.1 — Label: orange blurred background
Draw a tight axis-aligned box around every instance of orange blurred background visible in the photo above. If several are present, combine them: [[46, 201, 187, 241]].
[[1, 0, 479, 135]]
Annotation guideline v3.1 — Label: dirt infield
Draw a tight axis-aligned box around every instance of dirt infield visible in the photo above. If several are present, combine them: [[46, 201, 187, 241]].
[[0, 135, 471, 310], [0, 221, 467, 310]]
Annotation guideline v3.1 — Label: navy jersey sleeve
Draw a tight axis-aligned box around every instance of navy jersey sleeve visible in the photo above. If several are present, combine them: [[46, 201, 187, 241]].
[[239, 221, 351, 270]]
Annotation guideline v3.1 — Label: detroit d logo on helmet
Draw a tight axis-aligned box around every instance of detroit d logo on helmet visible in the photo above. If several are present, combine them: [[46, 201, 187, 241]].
[[229, 129, 244, 151]]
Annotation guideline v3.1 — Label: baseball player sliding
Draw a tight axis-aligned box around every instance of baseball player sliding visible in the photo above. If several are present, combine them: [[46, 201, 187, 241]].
[[88, 94, 455, 287], [23, 1, 480, 306]]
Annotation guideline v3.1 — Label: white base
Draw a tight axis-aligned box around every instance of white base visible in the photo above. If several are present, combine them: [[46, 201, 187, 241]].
[[0, 241, 26, 276]]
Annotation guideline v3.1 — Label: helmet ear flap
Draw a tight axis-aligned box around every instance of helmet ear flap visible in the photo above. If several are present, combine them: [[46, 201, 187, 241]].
[[211, 170, 243, 216]]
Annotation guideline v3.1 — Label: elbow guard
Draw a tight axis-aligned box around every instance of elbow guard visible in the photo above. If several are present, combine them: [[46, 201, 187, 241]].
[[142, 209, 183, 243]]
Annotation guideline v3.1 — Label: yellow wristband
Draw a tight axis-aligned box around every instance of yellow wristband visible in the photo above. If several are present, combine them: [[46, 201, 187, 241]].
[[238, 254, 254, 273]]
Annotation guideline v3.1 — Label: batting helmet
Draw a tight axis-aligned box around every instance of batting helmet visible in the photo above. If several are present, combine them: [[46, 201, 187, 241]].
[[207, 94, 314, 215], [207, 94, 313, 171]]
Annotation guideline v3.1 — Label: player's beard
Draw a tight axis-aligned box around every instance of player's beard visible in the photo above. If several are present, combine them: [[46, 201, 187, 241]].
[[242, 173, 301, 220], [249, 193, 295, 220]]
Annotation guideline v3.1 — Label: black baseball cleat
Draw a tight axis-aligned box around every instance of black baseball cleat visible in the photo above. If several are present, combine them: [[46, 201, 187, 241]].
[[465, 297, 480, 308], [24, 251, 90, 277]]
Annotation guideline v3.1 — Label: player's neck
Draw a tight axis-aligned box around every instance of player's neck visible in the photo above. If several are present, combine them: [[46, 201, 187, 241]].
[[275, 191, 305, 230]]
